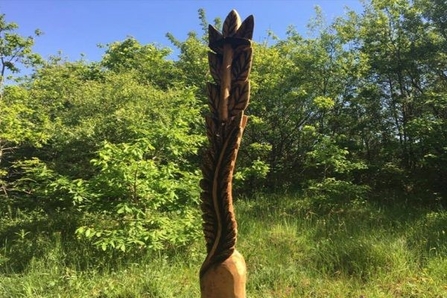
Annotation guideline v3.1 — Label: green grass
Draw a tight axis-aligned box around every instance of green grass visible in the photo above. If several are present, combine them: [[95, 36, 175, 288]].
[[237, 195, 447, 297], [1, 194, 447, 297]]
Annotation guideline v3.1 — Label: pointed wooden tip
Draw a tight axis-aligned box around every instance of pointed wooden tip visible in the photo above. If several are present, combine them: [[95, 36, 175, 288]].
[[223, 10, 242, 38], [236, 15, 254, 40], [209, 24, 222, 43], [227, 9, 241, 21]]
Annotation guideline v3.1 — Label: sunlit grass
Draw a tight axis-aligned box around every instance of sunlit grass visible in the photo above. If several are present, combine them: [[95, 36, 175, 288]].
[[236, 194, 447, 297], [1, 193, 447, 297]]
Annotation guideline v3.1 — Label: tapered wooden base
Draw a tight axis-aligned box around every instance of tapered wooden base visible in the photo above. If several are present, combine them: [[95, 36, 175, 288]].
[[200, 250, 247, 298]]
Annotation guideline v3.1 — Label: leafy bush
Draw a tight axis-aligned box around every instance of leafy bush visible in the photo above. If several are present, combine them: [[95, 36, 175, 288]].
[[307, 178, 370, 201], [10, 66, 205, 253], [75, 140, 202, 252]]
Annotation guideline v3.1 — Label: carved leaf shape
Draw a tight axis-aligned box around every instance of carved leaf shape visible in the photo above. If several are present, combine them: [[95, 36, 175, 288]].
[[208, 25, 224, 55], [212, 192, 236, 263], [236, 15, 254, 40], [222, 10, 241, 38], [208, 52, 221, 85], [229, 81, 250, 117], [208, 24, 223, 45], [199, 119, 244, 272], [231, 47, 252, 82], [206, 83, 220, 116], [204, 116, 217, 143]]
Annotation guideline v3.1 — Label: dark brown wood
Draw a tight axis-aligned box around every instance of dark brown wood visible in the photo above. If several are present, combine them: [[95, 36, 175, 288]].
[[200, 9, 254, 298]]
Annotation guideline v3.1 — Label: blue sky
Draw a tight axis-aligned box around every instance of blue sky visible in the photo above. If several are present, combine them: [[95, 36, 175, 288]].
[[1, 0, 363, 63]]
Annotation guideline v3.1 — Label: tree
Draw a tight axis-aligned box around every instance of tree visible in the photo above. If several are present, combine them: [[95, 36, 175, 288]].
[[101, 37, 180, 89], [240, 9, 369, 192], [12, 44, 206, 251], [328, 0, 447, 200], [0, 14, 46, 199], [0, 14, 42, 92]]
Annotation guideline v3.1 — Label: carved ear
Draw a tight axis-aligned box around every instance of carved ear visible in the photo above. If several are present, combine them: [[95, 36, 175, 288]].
[[236, 15, 254, 40], [223, 9, 241, 38]]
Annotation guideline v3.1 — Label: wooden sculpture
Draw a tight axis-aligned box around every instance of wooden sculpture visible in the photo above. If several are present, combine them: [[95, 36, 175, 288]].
[[199, 10, 254, 298]]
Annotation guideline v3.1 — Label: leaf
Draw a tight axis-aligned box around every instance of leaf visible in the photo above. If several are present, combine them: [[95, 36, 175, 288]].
[[222, 10, 241, 38], [235, 15, 255, 40], [76, 226, 85, 235], [199, 120, 244, 277], [231, 47, 252, 82], [208, 24, 223, 54], [209, 24, 223, 43], [208, 51, 221, 85], [206, 82, 220, 116], [228, 81, 250, 117]]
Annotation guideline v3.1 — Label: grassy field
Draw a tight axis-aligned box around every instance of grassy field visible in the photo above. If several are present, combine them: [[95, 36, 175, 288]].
[[1, 194, 447, 297]]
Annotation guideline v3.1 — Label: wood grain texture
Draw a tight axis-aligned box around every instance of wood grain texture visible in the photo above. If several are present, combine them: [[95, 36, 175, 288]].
[[200, 10, 254, 279]]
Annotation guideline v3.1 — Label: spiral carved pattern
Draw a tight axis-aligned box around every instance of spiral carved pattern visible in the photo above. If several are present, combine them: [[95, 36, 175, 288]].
[[200, 10, 254, 278]]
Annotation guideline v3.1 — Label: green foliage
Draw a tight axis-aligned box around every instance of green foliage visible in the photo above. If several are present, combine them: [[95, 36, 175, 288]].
[[306, 135, 367, 176], [2, 194, 447, 297], [101, 37, 179, 89], [4, 28, 205, 254], [0, 14, 46, 200], [1, 5, 447, 296], [238, 194, 447, 297], [74, 139, 202, 252], [0, 85, 52, 192], [13, 73, 205, 251], [234, 158, 270, 194], [303, 134, 370, 206], [237, 0, 447, 200], [2, 0, 447, 205], [166, 22, 209, 99], [13, 158, 83, 213], [0, 14, 42, 81]]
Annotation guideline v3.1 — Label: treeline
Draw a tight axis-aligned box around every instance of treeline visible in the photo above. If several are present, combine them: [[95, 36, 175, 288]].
[[244, 0, 447, 202], [1, 0, 446, 254]]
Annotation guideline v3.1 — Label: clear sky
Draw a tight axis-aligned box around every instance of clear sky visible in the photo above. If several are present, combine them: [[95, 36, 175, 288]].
[[1, 0, 363, 63]]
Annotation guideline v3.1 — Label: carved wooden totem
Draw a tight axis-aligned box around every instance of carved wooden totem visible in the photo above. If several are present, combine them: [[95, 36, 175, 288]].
[[199, 10, 254, 298]]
